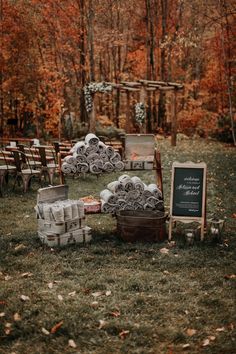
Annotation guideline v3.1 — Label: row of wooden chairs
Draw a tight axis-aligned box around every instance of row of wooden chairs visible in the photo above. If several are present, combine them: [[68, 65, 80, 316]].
[[0, 146, 59, 196]]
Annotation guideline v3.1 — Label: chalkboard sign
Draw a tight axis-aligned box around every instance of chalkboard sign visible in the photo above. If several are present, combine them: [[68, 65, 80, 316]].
[[169, 162, 207, 241]]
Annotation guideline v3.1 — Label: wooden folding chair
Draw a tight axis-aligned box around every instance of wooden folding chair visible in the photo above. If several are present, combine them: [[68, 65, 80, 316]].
[[0, 149, 16, 196], [12, 151, 41, 193], [36, 146, 58, 185]]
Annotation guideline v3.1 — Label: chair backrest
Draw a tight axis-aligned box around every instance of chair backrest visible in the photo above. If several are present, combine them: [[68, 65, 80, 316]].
[[0, 149, 14, 170], [13, 151, 33, 173], [13, 151, 22, 172], [18, 144, 27, 163], [37, 146, 47, 166]]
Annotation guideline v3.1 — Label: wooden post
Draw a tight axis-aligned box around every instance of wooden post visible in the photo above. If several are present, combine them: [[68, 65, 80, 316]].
[[125, 90, 130, 133], [89, 93, 96, 133], [171, 89, 177, 146], [140, 84, 147, 134], [154, 149, 163, 197]]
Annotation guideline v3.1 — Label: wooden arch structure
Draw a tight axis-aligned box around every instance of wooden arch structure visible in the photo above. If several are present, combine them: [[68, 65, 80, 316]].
[[87, 79, 184, 146]]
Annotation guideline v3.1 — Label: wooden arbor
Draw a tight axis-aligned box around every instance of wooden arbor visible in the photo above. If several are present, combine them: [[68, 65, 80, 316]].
[[86, 79, 184, 146]]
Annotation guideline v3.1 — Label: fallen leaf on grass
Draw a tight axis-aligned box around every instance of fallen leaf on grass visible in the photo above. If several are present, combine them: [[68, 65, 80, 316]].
[[202, 338, 210, 347], [48, 282, 53, 289], [20, 295, 30, 301], [109, 310, 120, 318], [58, 295, 63, 301], [0, 312, 5, 317], [119, 330, 130, 339], [14, 244, 26, 251], [216, 327, 225, 332], [42, 327, 50, 335], [91, 301, 99, 308], [98, 320, 107, 329], [13, 313, 21, 321], [186, 328, 197, 336], [68, 339, 77, 348], [50, 320, 63, 334], [182, 344, 190, 349], [105, 290, 112, 296], [224, 274, 236, 280], [4, 323, 12, 335], [92, 291, 103, 298], [20, 272, 33, 278], [160, 248, 169, 254], [208, 336, 216, 341], [4, 275, 11, 281], [68, 291, 76, 296]]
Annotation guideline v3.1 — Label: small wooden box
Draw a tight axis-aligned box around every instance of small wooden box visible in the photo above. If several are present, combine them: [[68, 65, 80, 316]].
[[38, 226, 92, 247], [36, 185, 91, 247], [124, 134, 155, 170], [37, 217, 86, 234]]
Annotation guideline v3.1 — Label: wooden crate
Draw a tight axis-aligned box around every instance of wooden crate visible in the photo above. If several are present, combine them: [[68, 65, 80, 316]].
[[37, 217, 86, 234], [36, 185, 91, 247], [124, 134, 155, 170], [38, 226, 92, 247]]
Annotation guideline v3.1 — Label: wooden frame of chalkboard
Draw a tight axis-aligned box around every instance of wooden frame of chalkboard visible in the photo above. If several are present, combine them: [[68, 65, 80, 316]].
[[169, 161, 207, 241]]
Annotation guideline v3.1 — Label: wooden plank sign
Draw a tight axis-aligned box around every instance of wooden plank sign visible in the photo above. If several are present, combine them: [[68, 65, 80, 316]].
[[169, 161, 207, 241]]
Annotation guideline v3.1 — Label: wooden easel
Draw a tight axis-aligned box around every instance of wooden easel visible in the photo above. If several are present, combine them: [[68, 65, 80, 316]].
[[168, 161, 207, 241]]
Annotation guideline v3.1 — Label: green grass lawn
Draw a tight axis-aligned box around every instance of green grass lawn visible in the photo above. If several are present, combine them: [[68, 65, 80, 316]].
[[0, 137, 235, 354]]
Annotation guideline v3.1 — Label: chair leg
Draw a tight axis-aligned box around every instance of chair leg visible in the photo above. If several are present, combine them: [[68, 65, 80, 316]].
[[0, 172, 6, 197], [48, 168, 55, 185], [22, 174, 32, 193]]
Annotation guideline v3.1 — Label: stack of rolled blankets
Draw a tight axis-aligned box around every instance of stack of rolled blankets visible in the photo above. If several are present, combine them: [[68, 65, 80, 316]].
[[100, 174, 164, 214], [61, 133, 124, 175], [35, 185, 92, 247]]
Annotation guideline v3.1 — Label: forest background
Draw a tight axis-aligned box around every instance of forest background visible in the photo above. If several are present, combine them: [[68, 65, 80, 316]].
[[0, 0, 235, 144]]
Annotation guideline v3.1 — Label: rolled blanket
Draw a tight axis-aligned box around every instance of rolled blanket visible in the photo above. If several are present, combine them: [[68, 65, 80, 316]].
[[76, 163, 89, 174], [132, 201, 143, 210], [102, 161, 114, 173], [100, 189, 118, 204], [120, 203, 133, 211], [117, 199, 126, 209], [90, 162, 102, 174], [142, 187, 153, 199], [85, 145, 98, 156], [147, 183, 163, 199], [116, 190, 127, 199], [119, 176, 135, 191], [126, 189, 140, 201], [100, 153, 109, 163], [74, 153, 87, 164], [101, 200, 117, 214], [155, 200, 164, 211], [85, 133, 99, 147], [105, 146, 115, 158], [118, 174, 130, 182], [98, 141, 107, 154], [131, 176, 145, 192], [86, 153, 100, 164], [143, 203, 154, 210], [63, 155, 76, 165], [113, 161, 125, 171], [110, 152, 121, 164], [71, 141, 86, 155], [61, 162, 77, 174], [146, 196, 159, 208], [107, 180, 124, 193]]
